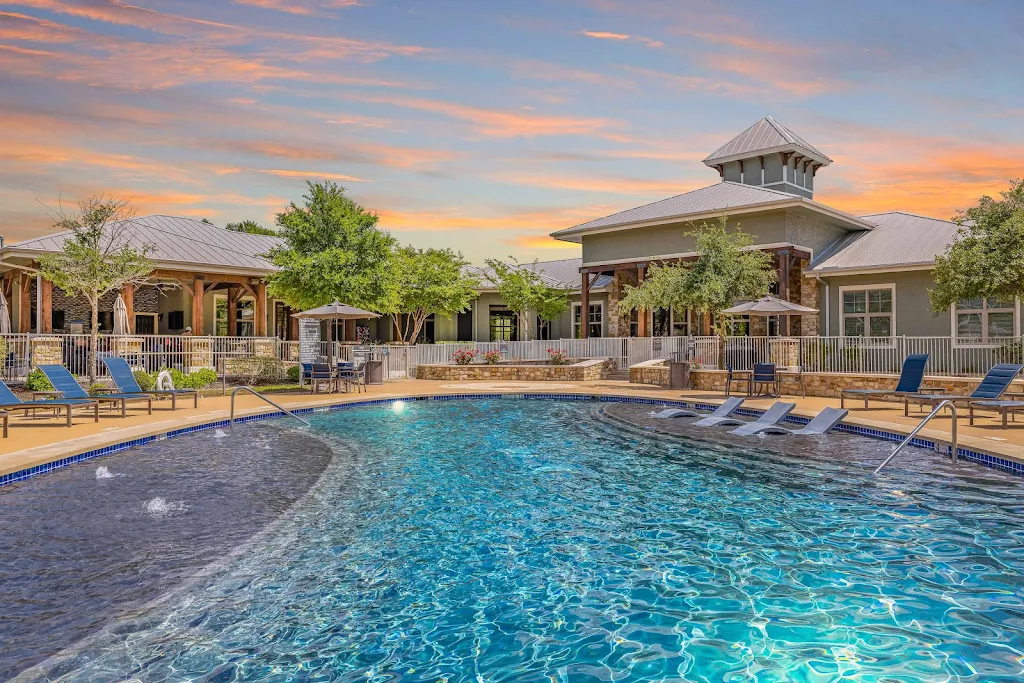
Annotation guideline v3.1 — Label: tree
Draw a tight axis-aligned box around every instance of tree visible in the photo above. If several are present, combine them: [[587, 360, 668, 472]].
[[226, 219, 277, 236], [268, 181, 395, 312], [381, 246, 478, 344], [38, 197, 154, 383], [619, 216, 776, 368], [930, 179, 1024, 313], [484, 258, 572, 340]]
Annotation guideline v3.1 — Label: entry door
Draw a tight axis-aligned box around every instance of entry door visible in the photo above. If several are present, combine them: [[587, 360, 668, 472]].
[[457, 308, 473, 341], [135, 314, 155, 334]]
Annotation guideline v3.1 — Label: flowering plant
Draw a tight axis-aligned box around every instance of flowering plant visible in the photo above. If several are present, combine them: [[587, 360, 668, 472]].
[[689, 357, 703, 370], [451, 348, 478, 365], [481, 350, 502, 365], [547, 348, 570, 365]]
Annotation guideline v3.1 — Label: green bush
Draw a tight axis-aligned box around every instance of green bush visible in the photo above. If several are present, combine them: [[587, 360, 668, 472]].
[[287, 364, 300, 382], [88, 382, 107, 396], [26, 368, 53, 392], [230, 355, 285, 384], [133, 370, 156, 391], [188, 368, 218, 389]]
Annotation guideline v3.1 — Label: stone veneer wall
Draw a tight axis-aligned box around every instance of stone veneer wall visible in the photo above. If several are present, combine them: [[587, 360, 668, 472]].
[[29, 281, 160, 332], [629, 359, 670, 387], [799, 274, 820, 336], [417, 358, 615, 381], [606, 271, 628, 338]]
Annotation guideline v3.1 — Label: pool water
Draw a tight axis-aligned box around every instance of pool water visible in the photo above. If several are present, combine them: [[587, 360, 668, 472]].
[[9, 399, 1024, 681]]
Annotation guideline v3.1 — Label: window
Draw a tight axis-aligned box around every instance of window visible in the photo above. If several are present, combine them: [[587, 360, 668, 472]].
[[216, 296, 255, 336], [573, 303, 602, 338], [51, 310, 65, 331], [671, 309, 690, 337], [652, 307, 671, 337], [841, 285, 894, 338], [628, 309, 639, 337], [726, 315, 750, 336], [956, 297, 1016, 341], [489, 310, 517, 341]]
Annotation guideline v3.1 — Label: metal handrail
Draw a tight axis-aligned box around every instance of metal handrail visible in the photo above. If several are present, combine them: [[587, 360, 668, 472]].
[[874, 400, 958, 474], [230, 386, 311, 427]]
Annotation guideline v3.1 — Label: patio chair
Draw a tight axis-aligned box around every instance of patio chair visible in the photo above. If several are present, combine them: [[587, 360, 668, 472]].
[[777, 366, 806, 397], [727, 402, 798, 436], [904, 363, 1024, 416], [102, 357, 198, 410], [0, 377, 98, 427], [38, 364, 153, 417], [840, 354, 929, 409], [750, 363, 778, 397], [968, 400, 1024, 428], [654, 396, 744, 420], [0, 410, 6, 438], [724, 365, 746, 397], [337, 360, 366, 394], [737, 407, 848, 437], [307, 363, 335, 394]]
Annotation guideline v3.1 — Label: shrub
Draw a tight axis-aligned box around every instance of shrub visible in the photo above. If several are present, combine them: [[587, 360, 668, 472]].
[[26, 368, 53, 392], [481, 350, 502, 365], [451, 348, 478, 365], [133, 369, 156, 391], [997, 341, 1024, 364], [547, 348, 570, 365], [230, 355, 285, 384], [187, 368, 218, 389], [287, 364, 301, 382], [88, 382, 107, 396]]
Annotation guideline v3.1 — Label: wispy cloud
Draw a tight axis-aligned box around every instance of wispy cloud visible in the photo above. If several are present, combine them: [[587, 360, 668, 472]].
[[233, 0, 365, 16], [259, 169, 371, 182], [578, 29, 662, 47]]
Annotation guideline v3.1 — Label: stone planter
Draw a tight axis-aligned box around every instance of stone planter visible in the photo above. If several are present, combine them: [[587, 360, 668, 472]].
[[30, 335, 64, 369], [770, 337, 800, 368], [184, 337, 214, 373], [416, 358, 615, 381]]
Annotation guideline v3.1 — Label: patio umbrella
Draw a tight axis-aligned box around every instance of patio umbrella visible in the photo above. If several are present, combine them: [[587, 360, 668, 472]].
[[0, 290, 10, 334], [113, 293, 130, 335], [722, 295, 818, 315], [292, 301, 380, 366]]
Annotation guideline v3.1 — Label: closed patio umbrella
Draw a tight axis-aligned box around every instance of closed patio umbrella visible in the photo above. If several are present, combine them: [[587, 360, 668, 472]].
[[292, 301, 380, 366], [722, 295, 818, 315], [0, 290, 10, 334], [113, 294, 130, 335]]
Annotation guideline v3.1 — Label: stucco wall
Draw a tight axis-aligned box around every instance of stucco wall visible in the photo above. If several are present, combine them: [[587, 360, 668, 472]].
[[818, 270, 948, 337]]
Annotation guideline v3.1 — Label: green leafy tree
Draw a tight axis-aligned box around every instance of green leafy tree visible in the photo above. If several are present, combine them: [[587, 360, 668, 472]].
[[381, 246, 479, 344], [619, 216, 776, 368], [930, 180, 1024, 313], [484, 258, 571, 340], [268, 181, 395, 311], [38, 197, 154, 383], [225, 219, 277, 236]]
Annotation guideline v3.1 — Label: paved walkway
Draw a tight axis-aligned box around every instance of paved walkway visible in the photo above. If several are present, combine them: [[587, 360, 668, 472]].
[[3, 379, 1023, 479]]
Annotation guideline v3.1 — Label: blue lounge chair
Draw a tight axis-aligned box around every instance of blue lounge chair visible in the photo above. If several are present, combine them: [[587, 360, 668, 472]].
[[840, 354, 929, 409], [653, 397, 744, 420], [0, 377, 98, 427], [727, 402, 798, 436], [103, 357, 197, 410], [904, 364, 1024, 416], [38, 364, 152, 418], [736, 407, 848, 437]]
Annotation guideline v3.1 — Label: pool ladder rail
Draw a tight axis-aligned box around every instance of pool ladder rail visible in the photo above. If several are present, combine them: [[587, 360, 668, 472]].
[[230, 386, 311, 428], [874, 399, 957, 474]]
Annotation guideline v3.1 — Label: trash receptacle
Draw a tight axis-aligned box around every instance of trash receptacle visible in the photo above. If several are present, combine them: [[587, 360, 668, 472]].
[[668, 361, 689, 389], [363, 359, 384, 385]]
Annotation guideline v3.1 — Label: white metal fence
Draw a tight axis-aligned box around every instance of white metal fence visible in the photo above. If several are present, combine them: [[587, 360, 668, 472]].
[[2, 333, 1020, 384]]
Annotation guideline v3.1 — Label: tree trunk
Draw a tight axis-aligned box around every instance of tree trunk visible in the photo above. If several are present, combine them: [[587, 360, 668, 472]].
[[90, 296, 99, 385], [716, 313, 727, 370]]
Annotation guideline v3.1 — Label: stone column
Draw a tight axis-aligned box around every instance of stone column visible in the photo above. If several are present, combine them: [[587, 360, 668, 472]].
[[800, 269, 820, 336]]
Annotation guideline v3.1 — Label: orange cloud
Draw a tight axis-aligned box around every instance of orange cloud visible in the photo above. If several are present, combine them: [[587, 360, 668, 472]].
[[259, 169, 370, 182], [233, 0, 364, 16], [505, 234, 580, 251], [213, 139, 458, 169], [497, 173, 703, 196], [578, 29, 662, 47], [375, 204, 621, 234], [358, 95, 621, 138]]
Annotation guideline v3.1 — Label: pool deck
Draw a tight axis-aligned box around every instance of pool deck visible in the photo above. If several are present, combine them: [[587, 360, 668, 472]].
[[3, 378, 1024, 480]]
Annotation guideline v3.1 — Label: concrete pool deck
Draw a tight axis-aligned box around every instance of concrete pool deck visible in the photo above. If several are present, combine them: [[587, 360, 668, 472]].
[[3, 378, 1024, 480]]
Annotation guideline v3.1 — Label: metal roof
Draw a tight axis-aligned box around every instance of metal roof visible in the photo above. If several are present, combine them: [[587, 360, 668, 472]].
[[703, 115, 832, 165], [811, 212, 960, 272], [467, 258, 611, 291], [551, 182, 872, 240], [6, 215, 281, 273]]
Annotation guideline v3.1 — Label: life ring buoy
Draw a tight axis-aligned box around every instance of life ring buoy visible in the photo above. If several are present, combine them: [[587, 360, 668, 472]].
[[156, 370, 175, 391]]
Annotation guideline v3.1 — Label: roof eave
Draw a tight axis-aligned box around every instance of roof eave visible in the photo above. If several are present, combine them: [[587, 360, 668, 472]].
[[702, 142, 832, 167], [811, 261, 935, 276]]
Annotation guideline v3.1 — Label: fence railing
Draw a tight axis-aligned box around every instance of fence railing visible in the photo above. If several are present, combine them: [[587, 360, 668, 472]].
[[3, 333, 1021, 384]]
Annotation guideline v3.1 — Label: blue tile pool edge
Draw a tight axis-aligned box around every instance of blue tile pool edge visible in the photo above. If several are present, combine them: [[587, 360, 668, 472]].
[[2, 393, 1020, 487]]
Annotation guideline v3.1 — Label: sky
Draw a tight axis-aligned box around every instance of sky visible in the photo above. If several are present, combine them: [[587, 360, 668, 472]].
[[1, 0, 1022, 263]]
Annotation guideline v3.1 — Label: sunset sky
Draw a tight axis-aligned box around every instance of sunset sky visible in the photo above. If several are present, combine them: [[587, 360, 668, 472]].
[[1, 0, 1022, 262]]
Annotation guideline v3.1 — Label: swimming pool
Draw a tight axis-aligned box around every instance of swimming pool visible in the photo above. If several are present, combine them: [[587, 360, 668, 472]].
[[6, 398, 1024, 681]]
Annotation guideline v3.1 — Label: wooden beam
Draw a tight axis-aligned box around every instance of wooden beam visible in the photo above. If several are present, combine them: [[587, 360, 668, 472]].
[[177, 278, 194, 297], [18, 273, 30, 333], [192, 277, 204, 335], [40, 278, 53, 333], [121, 283, 134, 334], [152, 269, 256, 286], [255, 281, 267, 337], [580, 271, 590, 338], [227, 286, 238, 336]]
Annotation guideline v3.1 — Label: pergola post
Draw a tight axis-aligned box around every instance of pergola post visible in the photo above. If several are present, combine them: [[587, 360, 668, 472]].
[[18, 273, 31, 333], [580, 271, 590, 338], [192, 277, 204, 335], [255, 281, 267, 337], [121, 282, 134, 334], [227, 286, 238, 336], [40, 278, 53, 333]]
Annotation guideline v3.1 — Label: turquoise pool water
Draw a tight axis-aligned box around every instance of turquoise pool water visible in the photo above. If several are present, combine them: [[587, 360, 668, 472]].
[[16, 399, 1024, 681]]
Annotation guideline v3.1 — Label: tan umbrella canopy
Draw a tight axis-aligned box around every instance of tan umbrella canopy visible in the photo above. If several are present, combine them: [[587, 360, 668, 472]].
[[292, 302, 381, 365], [0, 290, 10, 334], [113, 294, 130, 335], [722, 295, 818, 315]]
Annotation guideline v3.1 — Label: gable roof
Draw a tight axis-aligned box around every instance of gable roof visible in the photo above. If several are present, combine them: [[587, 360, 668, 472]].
[[5, 215, 282, 274], [550, 181, 873, 241], [703, 115, 832, 166], [811, 212, 960, 273]]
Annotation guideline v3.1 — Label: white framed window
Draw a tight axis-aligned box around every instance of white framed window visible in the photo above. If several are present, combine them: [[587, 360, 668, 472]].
[[572, 302, 603, 338], [839, 284, 895, 338], [952, 297, 1018, 343], [214, 294, 255, 337]]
